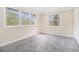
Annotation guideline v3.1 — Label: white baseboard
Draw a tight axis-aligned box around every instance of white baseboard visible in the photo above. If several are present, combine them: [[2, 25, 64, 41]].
[[40, 32, 74, 38], [0, 33, 38, 47]]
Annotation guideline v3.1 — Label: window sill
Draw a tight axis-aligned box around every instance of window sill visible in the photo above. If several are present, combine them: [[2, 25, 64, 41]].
[[4, 25, 37, 28], [48, 26, 61, 27]]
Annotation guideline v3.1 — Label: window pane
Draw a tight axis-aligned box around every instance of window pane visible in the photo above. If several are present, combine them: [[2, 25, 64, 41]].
[[31, 14, 36, 25], [21, 12, 30, 25], [48, 15, 54, 26], [22, 17, 30, 25], [48, 15, 60, 26], [6, 8, 19, 25], [6, 17, 19, 25]]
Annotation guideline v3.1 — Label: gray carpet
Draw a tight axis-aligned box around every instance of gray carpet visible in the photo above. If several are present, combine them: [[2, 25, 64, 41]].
[[0, 33, 79, 52]]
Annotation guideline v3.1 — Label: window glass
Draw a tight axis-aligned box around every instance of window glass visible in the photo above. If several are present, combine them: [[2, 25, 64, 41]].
[[48, 15, 60, 26], [6, 8, 19, 25], [21, 12, 30, 25]]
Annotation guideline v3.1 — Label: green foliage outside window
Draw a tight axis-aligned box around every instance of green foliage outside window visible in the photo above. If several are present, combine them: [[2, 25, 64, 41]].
[[6, 8, 19, 25], [6, 8, 36, 26], [49, 15, 60, 26], [6, 17, 19, 25]]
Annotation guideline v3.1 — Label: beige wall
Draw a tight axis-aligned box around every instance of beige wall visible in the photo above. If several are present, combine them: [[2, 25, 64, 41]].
[[39, 9, 74, 37], [0, 7, 40, 46]]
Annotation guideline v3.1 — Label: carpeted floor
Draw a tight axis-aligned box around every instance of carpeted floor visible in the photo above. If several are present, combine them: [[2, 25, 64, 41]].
[[0, 33, 79, 52]]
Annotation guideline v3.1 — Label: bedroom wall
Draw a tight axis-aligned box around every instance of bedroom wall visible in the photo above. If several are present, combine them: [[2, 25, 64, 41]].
[[0, 7, 40, 46], [39, 9, 74, 37]]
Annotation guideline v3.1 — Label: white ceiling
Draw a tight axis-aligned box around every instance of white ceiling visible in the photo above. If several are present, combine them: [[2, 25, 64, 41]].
[[27, 7, 73, 14], [13, 7, 74, 14]]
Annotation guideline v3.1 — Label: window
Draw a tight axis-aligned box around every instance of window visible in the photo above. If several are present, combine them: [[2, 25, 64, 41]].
[[6, 8, 19, 25], [5, 7, 37, 27], [21, 12, 30, 25], [48, 15, 60, 26], [31, 14, 36, 25]]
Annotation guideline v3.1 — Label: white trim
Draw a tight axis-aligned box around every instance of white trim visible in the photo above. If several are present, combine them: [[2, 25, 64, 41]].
[[41, 32, 74, 38], [73, 8, 79, 45], [4, 8, 6, 28], [0, 33, 38, 47]]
